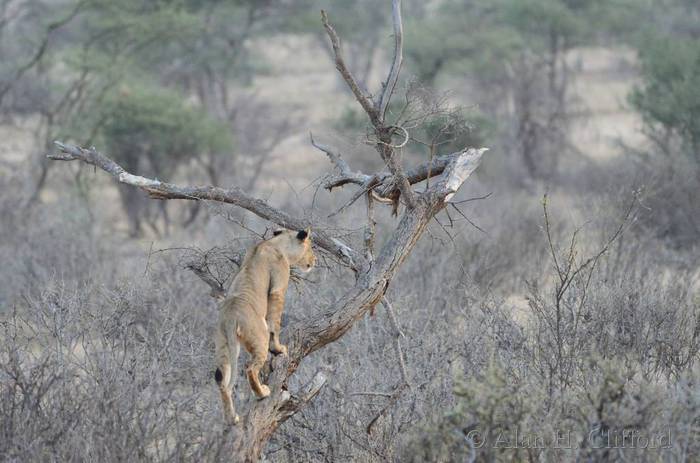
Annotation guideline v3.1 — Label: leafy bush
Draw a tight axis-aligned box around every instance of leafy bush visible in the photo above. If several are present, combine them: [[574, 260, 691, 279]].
[[96, 84, 232, 235], [399, 198, 700, 463], [99, 84, 231, 175], [631, 36, 700, 159]]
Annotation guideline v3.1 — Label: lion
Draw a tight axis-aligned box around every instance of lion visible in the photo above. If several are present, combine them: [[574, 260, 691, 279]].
[[214, 228, 316, 425]]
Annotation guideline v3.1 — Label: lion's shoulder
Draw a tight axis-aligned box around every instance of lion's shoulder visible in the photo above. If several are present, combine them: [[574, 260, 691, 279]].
[[236, 241, 285, 280], [252, 240, 286, 263]]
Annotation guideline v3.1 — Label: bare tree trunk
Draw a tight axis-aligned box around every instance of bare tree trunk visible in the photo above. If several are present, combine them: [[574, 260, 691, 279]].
[[46, 1, 486, 459]]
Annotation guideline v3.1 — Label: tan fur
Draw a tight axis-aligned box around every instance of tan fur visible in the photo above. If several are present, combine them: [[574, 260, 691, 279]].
[[214, 228, 315, 425]]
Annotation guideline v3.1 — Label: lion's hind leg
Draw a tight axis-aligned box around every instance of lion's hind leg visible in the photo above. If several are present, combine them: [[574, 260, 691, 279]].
[[214, 321, 240, 425], [245, 347, 270, 398], [239, 315, 271, 399]]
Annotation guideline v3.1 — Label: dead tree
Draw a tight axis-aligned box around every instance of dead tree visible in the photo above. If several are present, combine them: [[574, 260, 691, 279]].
[[47, 1, 486, 460]]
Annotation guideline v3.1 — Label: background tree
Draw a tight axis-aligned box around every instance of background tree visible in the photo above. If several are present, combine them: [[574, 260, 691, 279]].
[[97, 83, 232, 235], [405, 0, 620, 181], [0, 0, 292, 227], [631, 38, 700, 159], [625, 5, 700, 246]]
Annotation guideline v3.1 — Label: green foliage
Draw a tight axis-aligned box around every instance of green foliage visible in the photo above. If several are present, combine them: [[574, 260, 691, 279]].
[[454, 361, 539, 459], [404, 333, 698, 461], [283, 0, 389, 37], [404, 2, 516, 84], [499, 0, 615, 45], [402, 360, 547, 462], [631, 36, 700, 157], [99, 84, 231, 173], [405, 0, 611, 84], [81, 0, 201, 55]]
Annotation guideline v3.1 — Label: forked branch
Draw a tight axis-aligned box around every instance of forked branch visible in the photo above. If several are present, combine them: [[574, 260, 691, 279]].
[[321, 1, 416, 212]]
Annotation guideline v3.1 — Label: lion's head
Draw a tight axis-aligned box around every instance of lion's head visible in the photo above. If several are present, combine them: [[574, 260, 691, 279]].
[[272, 228, 316, 272]]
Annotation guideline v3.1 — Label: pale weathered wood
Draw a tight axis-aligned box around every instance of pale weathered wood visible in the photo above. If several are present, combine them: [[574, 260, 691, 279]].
[[49, 142, 365, 271]]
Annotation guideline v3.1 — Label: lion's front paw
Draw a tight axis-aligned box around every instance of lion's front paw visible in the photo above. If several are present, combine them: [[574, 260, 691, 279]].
[[258, 384, 271, 398]]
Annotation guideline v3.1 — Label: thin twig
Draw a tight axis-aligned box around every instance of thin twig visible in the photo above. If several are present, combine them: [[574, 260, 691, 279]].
[[321, 10, 379, 126], [378, 0, 404, 121]]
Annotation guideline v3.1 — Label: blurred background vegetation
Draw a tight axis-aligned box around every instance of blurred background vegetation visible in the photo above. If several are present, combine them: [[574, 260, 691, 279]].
[[1, 0, 698, 461]]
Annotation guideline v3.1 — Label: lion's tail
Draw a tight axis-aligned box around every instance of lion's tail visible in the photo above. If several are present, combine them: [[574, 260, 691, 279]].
[[226, 320, 241, 393], [215, 319, 241, 425]]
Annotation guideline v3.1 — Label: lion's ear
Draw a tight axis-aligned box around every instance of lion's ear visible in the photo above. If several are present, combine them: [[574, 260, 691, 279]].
[[296, 229, 310, 241], [273, 229, 284, 237]]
